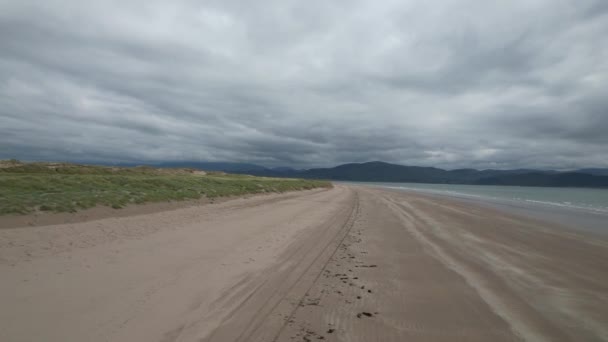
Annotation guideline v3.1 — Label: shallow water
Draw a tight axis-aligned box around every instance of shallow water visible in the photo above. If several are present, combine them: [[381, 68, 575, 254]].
[[342, 182, 608, 234], [355, 182, 608, 213]]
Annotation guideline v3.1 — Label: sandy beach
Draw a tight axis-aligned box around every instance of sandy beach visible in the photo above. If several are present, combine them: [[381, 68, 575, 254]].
[[1, 185, 607, 342]]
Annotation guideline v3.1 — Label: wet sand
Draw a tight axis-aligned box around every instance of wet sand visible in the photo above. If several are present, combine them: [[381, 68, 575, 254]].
[[1, 185, 607, 341]]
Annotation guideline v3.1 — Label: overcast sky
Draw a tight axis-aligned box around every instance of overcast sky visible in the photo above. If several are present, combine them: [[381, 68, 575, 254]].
[[1, 0, 607, 169]]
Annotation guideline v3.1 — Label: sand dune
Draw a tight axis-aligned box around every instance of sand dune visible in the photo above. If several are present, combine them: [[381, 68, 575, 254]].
[[1, 185, 607, 341]]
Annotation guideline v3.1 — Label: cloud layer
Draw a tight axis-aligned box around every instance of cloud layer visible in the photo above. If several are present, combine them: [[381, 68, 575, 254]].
[[1, 0, 607, 169]]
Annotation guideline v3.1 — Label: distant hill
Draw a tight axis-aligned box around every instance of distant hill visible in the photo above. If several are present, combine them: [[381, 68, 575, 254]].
[[302, 162, 449, 182], [576, 168, 608, 176], [111, 160, 608, 188], [155, 161, 267, 172], [242, 161, 608, 188]]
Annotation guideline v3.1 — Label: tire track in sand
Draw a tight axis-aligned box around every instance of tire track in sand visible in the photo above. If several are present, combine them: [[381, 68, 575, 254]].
[[200, 187, 360, 342]]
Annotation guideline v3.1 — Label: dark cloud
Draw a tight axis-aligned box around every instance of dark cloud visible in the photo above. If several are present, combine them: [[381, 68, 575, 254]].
[[1, 0, 607, 169]]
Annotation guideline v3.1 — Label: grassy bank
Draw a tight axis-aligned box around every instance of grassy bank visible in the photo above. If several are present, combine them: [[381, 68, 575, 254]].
[[0, 161, 331, 215]]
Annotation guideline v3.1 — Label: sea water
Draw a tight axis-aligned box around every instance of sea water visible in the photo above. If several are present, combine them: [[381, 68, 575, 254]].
[[369, 183, 608, 213]]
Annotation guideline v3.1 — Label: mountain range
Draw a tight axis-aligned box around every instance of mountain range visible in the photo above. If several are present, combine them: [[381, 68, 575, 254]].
[[145, 161, 608, 188]]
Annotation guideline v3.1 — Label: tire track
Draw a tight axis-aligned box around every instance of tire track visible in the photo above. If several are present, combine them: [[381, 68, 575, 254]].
[[200, 187, 360, 342], [268, 190, 360, 342]]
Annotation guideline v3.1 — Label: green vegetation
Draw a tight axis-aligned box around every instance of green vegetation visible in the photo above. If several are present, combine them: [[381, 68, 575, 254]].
[[0, 161, 331, 215]]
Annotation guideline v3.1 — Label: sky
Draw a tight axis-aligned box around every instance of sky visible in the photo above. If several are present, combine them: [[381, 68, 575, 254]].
[[1, 0, 607, 170]]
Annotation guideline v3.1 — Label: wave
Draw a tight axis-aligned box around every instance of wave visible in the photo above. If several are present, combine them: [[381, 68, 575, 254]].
[[523, 199, 608, 214], [383, 185, 608, 215]]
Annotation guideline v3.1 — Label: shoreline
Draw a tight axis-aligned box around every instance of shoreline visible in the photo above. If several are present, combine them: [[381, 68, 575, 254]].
[[1, 185, 607, 341], [346, 181, 608, 235]]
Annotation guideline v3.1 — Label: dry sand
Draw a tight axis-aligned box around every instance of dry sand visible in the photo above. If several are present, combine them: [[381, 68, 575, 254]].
[[1, 185, 607, 341]]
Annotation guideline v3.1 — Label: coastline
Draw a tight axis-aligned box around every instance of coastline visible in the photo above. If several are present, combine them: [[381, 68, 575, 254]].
[[1, 185, 607, 341], [343, 181, 608, 235]]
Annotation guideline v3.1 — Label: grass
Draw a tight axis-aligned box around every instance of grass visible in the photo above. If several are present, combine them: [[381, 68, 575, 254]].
[[0, 161, 331, 215]]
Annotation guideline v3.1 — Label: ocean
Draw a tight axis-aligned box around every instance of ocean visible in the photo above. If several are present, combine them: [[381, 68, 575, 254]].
[[343, 182, 608, 233]]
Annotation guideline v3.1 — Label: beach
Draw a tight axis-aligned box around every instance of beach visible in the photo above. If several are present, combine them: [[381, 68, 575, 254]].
[[1, 185, 607, 341]]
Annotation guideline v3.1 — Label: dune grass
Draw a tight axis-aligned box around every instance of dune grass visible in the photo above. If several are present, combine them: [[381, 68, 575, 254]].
[[0, 161, 331, 215]]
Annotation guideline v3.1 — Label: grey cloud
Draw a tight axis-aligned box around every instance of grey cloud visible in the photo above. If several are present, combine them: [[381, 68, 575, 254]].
[[1, 0, 608, 169]]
